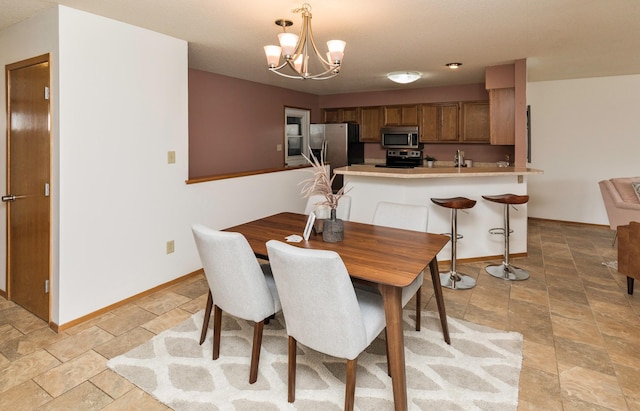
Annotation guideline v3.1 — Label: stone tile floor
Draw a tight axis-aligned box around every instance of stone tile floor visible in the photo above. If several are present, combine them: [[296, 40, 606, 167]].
[[0, 219, 639, 410]]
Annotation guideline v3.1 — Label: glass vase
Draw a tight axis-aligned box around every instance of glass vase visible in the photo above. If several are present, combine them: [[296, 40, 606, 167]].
[[322, 208, 344, 242]]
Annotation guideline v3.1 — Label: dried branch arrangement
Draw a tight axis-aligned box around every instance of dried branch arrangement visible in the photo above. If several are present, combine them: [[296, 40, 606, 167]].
[[300, 149, 348, 210]]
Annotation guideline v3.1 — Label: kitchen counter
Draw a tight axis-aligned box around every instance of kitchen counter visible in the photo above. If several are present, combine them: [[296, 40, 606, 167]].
[[334, 164, 543, 179], [333, 164, 544, 261]]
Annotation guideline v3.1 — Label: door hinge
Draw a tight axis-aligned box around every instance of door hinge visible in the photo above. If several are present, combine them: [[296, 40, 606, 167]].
[[44, 86, 50, 100], [45, 280, 50, 294], [45, 183, 50, 197]]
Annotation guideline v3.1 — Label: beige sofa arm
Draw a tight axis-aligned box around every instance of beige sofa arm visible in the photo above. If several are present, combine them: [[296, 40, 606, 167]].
[[599, 178, 640, 230]]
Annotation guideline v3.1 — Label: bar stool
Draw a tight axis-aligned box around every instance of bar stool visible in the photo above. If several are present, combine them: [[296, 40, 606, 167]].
[[431, 196, 477, 290], [483, 194, 530, 281]]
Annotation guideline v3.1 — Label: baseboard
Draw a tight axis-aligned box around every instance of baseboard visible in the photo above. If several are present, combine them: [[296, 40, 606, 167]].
[[528, 217, 610, 229], [0, 288, 6, 299], [53, 269, 204, 333]]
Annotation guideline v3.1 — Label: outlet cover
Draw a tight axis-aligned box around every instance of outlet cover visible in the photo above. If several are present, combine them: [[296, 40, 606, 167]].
[[166, 240, 175, 254]]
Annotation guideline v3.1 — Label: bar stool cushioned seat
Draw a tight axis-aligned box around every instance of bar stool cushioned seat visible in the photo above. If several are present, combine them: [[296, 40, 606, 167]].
[[483, 194, 530, 281], [431, 197, 477, 290]]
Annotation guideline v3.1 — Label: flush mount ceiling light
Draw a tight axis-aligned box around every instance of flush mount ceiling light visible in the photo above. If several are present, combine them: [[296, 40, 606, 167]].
[[387, 71, 422, 84], [263, 3, 345, 80], [446, 62, 463, 69]]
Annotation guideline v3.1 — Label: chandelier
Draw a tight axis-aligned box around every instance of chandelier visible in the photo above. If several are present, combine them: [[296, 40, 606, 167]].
[[263, 3, 345, 80]]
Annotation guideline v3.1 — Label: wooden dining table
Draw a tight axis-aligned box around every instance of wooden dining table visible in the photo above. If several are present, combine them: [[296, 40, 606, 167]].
[[225, 212, 450, 411]]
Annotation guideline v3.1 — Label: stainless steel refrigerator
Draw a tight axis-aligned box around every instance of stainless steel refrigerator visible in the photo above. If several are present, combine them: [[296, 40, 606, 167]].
[[310, 123, 364, 192]]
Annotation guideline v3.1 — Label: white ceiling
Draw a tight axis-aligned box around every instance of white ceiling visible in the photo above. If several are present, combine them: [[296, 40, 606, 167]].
[[2, 0, 640, 95]]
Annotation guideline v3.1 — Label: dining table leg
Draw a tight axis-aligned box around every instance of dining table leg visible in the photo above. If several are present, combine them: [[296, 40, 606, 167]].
[[428, 257, 450, 344], [379, 284, 407, 411]]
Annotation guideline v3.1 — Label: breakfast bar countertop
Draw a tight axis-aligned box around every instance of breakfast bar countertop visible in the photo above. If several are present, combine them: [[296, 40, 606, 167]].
[[334, 164, 544, 179]]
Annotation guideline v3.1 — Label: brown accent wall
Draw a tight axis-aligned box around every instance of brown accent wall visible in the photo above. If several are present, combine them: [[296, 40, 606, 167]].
[[188, 71, 520, 176], [188, 69, 319, 178]]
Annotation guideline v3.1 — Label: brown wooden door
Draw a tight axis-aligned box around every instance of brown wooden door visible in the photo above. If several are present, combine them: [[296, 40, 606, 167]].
[[4, 54, 51, 321]]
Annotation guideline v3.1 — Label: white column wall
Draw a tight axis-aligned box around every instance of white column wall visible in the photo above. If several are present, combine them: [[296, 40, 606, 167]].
[[345, 175, 529, 261], [56, 6, 311, 325]]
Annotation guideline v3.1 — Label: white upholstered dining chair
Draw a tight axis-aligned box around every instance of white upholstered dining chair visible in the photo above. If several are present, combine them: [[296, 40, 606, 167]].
[[304, 194, 352, 221], [191, 224, 281, 384], [265, 240, 387, 411], [372, 201, 429, 331]]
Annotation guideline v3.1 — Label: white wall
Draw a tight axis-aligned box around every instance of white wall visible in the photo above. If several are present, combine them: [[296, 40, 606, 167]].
[[1, 6, 310, 326], [527, 74, 640, 224], [0, 7, 59, 296]]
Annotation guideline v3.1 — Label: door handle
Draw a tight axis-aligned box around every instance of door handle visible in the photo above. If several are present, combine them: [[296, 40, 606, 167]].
[[1, 194, 27, 202]]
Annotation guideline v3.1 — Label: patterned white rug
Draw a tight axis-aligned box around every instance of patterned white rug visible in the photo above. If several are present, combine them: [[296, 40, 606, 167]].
[[108, 310, 523, 410]]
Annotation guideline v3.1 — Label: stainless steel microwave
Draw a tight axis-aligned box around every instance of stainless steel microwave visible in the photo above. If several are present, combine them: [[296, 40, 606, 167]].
[[381, 126, 420, 149]]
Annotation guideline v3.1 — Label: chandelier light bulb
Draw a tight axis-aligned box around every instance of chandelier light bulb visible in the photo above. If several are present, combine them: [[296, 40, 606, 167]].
[[264, 45, 282, 67], [327, 40, 346, 63], [278, 32, 299, 57]]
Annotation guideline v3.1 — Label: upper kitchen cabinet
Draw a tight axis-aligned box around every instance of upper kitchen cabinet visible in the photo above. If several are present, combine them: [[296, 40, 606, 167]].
[[440, 104, 460, 142], [359, 106, 383, 142], [460, 101, 490, 143], [489, 88, 515, 145], [323, 107, 360, 123], [419, 103, 459, 142], [383, 105, 419, 126]]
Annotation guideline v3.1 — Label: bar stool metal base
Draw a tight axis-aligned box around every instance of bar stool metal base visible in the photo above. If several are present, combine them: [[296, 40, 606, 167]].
[[485, 263, 529, 281], [440, 271, 477, 289]]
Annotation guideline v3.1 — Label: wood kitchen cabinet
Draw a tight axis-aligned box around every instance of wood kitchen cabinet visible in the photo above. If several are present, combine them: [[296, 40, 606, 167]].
[[419, 103, 459, 142], [323, 107, 360, 123], [489, 88, 515, 145], [359, 106, 383, 142], [460, 101, 490, 143], [383, 105, 419, 126]]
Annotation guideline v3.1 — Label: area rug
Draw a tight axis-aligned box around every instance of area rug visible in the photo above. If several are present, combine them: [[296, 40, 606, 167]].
[[108, 310, 523, 410]]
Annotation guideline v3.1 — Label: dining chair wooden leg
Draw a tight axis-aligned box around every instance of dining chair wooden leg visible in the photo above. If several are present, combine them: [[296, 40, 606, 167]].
[[199, 290, 213, 345], [288, 336, 297, 403], [429, 258, 450, 344], [345, 358, 357, 411], [415, 286, 422, 331], [212, 305, 222, 360], [249, 320, 265, 384], [384, 329, 391, 377]]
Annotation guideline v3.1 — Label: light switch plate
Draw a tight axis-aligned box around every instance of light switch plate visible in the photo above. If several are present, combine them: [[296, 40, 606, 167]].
[[168, 151, 176, 164]]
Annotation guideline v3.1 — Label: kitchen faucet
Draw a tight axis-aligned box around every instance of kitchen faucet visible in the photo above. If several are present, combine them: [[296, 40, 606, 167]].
[[454, 149, 465, 167]]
